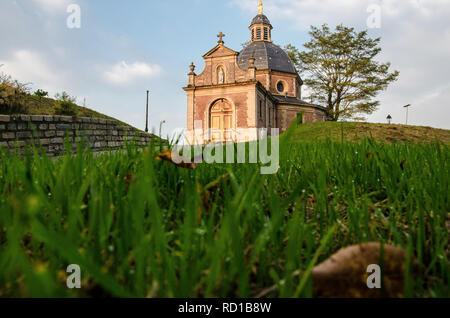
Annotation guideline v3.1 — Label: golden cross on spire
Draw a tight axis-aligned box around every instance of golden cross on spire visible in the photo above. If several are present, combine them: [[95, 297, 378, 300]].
[[258, 0, 263, 14], [217, 32, 225, 44]]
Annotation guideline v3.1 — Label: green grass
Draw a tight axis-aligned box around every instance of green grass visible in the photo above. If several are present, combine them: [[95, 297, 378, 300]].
[[292, 122, 450, 144], [0, 126, 448, 298]]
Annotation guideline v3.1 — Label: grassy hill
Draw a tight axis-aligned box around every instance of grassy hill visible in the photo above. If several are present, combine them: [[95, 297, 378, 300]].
[[0, 93, 130, 127], [290, 122, 450, 144]]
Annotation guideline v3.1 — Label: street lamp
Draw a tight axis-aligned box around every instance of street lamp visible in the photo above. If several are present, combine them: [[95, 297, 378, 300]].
[[159, 120, 166, 138], [403, 104, 412, 125], [387, 114, 392, 124], [145, 90, 149, 133]]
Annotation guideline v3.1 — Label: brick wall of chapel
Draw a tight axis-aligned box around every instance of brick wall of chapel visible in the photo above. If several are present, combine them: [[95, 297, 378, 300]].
[[256, 94, 276, 129], [270, 74, 296, 97], [192, 91, 252, 131], [255, 72, 299, 99], [276, 107, 328, 132], [194, 50, 249, 87]]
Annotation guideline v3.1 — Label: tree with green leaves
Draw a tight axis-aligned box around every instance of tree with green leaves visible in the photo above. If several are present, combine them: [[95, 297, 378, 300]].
[[34, 89, 48, 99], [34, 89, 48, 107], [285, 24, 399, 121], [54, 91, 77, 116]]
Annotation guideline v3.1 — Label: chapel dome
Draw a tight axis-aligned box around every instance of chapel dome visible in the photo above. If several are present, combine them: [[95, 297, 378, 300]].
[[238, 41, 297, 74]]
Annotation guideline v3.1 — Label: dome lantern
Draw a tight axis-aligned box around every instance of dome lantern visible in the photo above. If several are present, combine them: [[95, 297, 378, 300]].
[[250, 1, 272, 43]]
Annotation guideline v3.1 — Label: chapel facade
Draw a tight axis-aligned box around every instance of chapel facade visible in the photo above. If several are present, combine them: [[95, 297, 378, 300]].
[[183, 1, 328, 144]]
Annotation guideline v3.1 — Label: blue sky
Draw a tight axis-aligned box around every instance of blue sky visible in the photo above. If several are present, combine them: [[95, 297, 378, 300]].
[[1, 0, 449, 136]]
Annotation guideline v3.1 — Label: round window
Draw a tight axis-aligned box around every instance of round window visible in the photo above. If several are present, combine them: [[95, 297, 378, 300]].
[[277, 81, 285, 93]]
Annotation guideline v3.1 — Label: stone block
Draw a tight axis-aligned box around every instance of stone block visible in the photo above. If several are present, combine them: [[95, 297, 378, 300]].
[[60, 116, 73, 122], [17, 123, 28, 130], [56, 123, 72, 130], [94, 141, 106, 148], [16, 131, 32, 139], [0, 115, 10, 122], [9, 140, 26, 147], [31, 115, 44, 121], [2, 132, 15, 139], [40, 139, 51, 145]]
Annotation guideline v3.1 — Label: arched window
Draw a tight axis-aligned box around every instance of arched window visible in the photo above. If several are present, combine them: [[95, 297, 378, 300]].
[[217, 66, 225, 84]]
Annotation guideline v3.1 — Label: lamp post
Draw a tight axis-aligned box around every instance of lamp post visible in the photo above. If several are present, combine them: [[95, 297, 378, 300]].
[[403, 104, 412, 125], [159, 120, 166, 138], [145, 90, 149, 133], [387, 114, 392, 124]]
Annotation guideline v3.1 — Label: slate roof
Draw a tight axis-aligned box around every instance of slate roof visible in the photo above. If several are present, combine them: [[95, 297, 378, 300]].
[[272, 95, 310, 105], [273, 95, 328, 111], [250, 14, 272, 27], [238, 41, 298, 74]]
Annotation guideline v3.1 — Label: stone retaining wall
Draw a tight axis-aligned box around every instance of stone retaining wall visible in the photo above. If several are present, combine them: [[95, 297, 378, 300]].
[[0, 115, 152, 156]]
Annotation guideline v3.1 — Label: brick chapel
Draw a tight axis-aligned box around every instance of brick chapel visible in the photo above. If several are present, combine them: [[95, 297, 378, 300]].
[[183, 0, 328, 143]]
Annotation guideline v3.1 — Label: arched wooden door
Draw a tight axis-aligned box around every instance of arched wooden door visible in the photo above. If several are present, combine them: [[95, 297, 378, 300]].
[[210, 99, 233, 142]]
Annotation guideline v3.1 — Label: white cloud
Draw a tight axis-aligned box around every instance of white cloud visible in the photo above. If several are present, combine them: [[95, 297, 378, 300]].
[[31, 0, 71, 13], [0, 49, 64, 93], [103, 61, 162, 86]]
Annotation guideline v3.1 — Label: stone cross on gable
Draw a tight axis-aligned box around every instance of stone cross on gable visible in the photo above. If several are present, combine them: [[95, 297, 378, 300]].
[[217, 32, 225, 44]]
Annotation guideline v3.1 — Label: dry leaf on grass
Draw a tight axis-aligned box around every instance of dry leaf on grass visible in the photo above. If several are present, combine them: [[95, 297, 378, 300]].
[[312, 242, 410, 298], [155, 149, 197, 169]]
